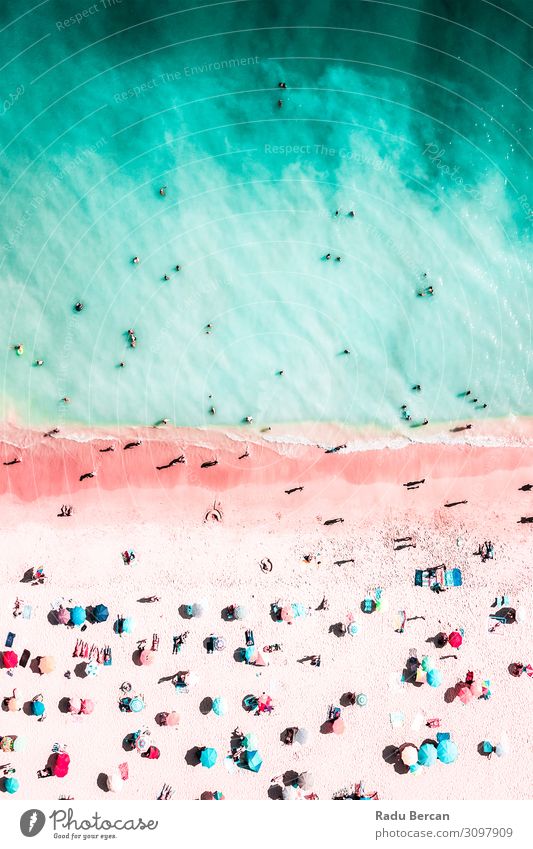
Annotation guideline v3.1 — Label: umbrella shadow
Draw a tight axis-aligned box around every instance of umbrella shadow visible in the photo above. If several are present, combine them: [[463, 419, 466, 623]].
[[132, 649, 143, 667], [30, 657, 42, 675], [179, 605, 193, 620], [85, 606, 96, 624], [328, 622, 346, 638], [122, 733, 136, 752], [402, 664, 423, 687], [242, 695, 257, 713], [97, 772, 109, 792], [268, 783, 284, 800], [199, 697, 213, 715], [340, 692, 355, 708], [155, 712, 168, 726], [74, 662, 87, 679], [58, 697, 71, 714], [20, 568, 34, 584], [221, 607, 233, 622], [320, 720, 333, 735], [185, 746, 201, 767], [444, 686, 457, 704], [283, 770, 299, 786], [22, 701, 34, 716], [233, 648, 245, 663], [382, 745, 409, 775], [47, 610, 60, 626], [269, 605, 280, 623]]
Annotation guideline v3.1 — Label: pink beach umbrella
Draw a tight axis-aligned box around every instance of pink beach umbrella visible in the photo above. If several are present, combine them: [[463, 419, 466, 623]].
[[469, 680, 484, 698], [332, 718, 345, 735], [57, 607, 70, 625], [140, 649, 156, 666], [457, 685, 473, 704], [164, 711, 180, 726], [68, 698, 82, 715], [448, 632, 463, 648], [280, 606, 294, 623], [80, 699, 94, 715], [2, 651, 18, 669]]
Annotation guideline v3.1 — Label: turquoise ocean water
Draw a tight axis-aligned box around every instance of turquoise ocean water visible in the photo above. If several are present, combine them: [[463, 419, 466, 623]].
[[0, 0, 531, 433]]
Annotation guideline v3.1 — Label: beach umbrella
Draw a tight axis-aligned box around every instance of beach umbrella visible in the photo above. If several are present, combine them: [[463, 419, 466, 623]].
[[80, 699, 94, 715], [246, 750, 263, 772], [332, 717, 345, 735], [121, 618, 134, 634], [356, 693, 368, 706], [2, 651, 18, 669], [296, 771, 314, 789], [347, 622, 359, 636], [32, 699, 45, 717], [39, 656, 56, 674], [449, 631, 463, 648], [243, 732, 259, 751], [437, 740, 458, 764], [280, 606, 294, 622], [12, 736, 26, 752], [94, 604, 109, 623], [253, 651, 268, 667], [164, 711, 180, 726], [515, 607, 526, 623], [401, 745, 418, 767], [135, 736, 150, 754], [282, 784, 300, 800], [107, 773, 124, 793], [470, 680, 484, 697], [129, 697, 144, 713], [234, 605, 247, 620], [69, 697, 82, 714], [57, 606, 70, 625], [191, 603, 205, 618], [212, 697, 227, 717], [495, 740, 509, 758], [7, 695, 19, 712], [1, 737, 13, 753], [427, 668, 443, 688], [214, 637, 226, 651], [71, 606, 86, 626], [244, 645, 255, 663], [139, 649, 156, 666], [418, 743, 438, 767], [53, 752, 70, 777], [4, 777, 19, 794], [295, 728, 309, 745], [457, 685, 473, 705], [200, 747, 218, 768]]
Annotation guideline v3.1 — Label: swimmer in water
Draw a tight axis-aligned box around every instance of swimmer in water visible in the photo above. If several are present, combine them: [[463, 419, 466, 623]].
[[278, 82, 286, 89], [163, 274, 170, 281], [175, 265, 181, 271], [75, 302, 83, 312], [348, 210, 355, 217], [14, 344, 24, 356], [128, 329, 137, 348], [325, 253, 331, 260], [413, 384, 421, 391], [133, 256, 140, 264], [119, 361, 125, 368], [277, 99, 283, 108], [343, 349, 350, 355], [159, 186, 167, 196], [209, 406, 216, 415], [36, 360, 44, 366], [61, 397, 70, 404], [244, 416, 253, 423]]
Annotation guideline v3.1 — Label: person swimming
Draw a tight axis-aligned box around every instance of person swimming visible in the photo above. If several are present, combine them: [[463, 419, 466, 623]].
[[75, 302, 83, 312], [278, 82, 287, 89], [14, 344, 24, 356], [132, 256, 140, 264], [159, 186, 167, 196], [36, 359, 44, 366], [418, 286, 434, 297]]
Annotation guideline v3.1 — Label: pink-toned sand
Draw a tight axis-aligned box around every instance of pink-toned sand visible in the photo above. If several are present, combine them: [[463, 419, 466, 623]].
[[1, 424, 532, 800]]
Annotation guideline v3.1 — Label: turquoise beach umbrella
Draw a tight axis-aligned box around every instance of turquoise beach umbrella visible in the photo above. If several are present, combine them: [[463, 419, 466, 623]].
[[244, 646, 255, 663], [4, 777, 19, 793], [32, 700, 45, 717], [94, 604, 109, 623], [129, 697, 144, 713], [71, 606, 86, 626], [246, 750, 263, 772], [427, 668, 442, 688], [122, 618, 134, 634], [212, 697, 227, 716], [437, 740, 458, 764], [200, 747, 218, 768], [418, 743, 438, 766]]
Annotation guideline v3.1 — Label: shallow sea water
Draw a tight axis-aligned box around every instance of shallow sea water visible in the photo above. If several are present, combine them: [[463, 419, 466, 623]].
[[0, 0, 530, 433]]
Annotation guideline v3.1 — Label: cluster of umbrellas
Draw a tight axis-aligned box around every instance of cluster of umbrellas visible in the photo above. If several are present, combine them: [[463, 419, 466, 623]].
[[68, 697, 94, 715], [457, 680, 487, 704], [401, 738, 458, 772], [280, 602, 307, 623], [56, 604, 109, 626]]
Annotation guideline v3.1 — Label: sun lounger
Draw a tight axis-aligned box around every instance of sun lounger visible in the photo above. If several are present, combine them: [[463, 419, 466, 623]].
[[22, 605, 32, 620]]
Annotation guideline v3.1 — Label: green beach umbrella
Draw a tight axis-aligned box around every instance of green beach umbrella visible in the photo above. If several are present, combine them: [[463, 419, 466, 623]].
[[418, 743, 438, 766], [246, 750, 263, 772], [71, 606, 86, 626], [200, 747, 218, 768], [4, 776, 19, 793], [437, 740, 458, 764], [212, 697, 227, 716], [427, 668, 442, 688]]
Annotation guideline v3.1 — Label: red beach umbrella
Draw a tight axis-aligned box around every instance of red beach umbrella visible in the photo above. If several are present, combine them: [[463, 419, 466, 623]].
[[53, 752, 70, 778], [57, 607, 70, 625], [457, 685, 473, 704], [2, 651, 18, 669], [448, 632, 463, 648]]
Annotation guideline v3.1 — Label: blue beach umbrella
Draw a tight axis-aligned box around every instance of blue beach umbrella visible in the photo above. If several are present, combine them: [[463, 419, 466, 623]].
[[212, 698, 227, 716], [32, 700, 45, 717], [200, 747, 218, 768], [4, 777, 19, 793], [427, 668, 442, 688], [437, 740, 458, 764], [71, 606, 86, 626], [246, 750, 263, 772], [418, 743, 438, 767], [121, 618, 134, 634], [94, 604, 109, 623]]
